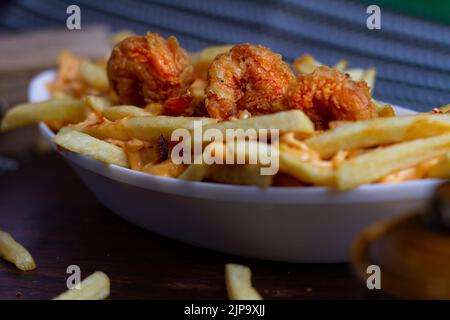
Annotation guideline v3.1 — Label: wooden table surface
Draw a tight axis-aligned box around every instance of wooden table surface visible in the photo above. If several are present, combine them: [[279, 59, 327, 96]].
[[0, 153, 375, 300]]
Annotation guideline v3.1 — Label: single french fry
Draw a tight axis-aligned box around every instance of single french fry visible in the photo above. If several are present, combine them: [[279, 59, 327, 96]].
[[79, 60, 109, 91], [428, 152, 450, 179], [203, 110, 314, 139], [293, 54, 322, 74], [279, 152, 335, 186], [192, 45, 233, 78], [362, 68, 376, 91], [305, 114, 450, 158], [225, 264, 262, 300], [54, 129, 128, 167], [84, 116, 216, 142], [377, 105, 396, 117], [333, 59, 348, 72], [0, 230, 36, 271], [103, 106, 151, 121], [439, 104, 450, 113], [345, 68, 364, 81], [337, 133, 450, 190], [53, 271, 110, 300], [85, 95, 111, 113], [1, 99, 86, 131]]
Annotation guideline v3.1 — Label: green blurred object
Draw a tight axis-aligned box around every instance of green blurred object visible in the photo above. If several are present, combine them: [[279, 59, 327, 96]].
[[365, 0, 450, 24]]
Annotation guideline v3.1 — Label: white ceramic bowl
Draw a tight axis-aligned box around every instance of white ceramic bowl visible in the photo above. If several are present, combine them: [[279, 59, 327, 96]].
[[30, 70, 441, 263]]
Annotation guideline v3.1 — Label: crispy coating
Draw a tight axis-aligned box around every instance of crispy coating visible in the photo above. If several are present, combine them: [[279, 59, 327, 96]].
[[285, 66, 377, 129], [107, 33, 194, 106], [205, 44, 295, 120]]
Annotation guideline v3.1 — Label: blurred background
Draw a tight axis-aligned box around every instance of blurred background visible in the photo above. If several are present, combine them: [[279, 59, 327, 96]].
[[0, 0, 449, 169]]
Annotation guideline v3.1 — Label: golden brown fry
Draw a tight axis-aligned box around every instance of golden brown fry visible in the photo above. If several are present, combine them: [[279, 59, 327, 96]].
[[54, 129, 128, 167], [84, 116, 216, 142], [337, 133, 450, 190], [305, 114, 450, 158], [1, 99, 86, 131], [103, 106, 151, 121], [439, 104, 450, 113], [428, 152, 450, 179], [225, 264, 262, 300], [79, 60, 109, 91], [279, 151, 335, 186], [362, 68, 376, 92], [53, 271, 110, 300], [192, 44, 233, 79], [293, 54, 322, 74], [376, 105, 396, 117], [333, 59, 348, 72], [0, 230, 36, 271], [85, 95, 112, 113]]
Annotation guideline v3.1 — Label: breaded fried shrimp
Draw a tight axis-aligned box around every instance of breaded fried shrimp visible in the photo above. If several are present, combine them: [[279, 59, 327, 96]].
[[107, 33, 194, 107], [285, 66, 377, 129], [205, 44, 295, 120]]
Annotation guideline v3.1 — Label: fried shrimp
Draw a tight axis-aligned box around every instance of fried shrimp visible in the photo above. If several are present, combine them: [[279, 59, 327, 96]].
[[205, 44, 295, 120], [285, 66, 377, 129], [107, 33, 194, 107]]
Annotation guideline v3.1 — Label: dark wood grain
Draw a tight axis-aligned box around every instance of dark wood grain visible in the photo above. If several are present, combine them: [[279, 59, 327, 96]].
[[0, 153, 373, 300]]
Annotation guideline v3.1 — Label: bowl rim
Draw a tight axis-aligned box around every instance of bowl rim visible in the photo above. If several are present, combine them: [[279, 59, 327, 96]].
[[33, 69, 442, 204]]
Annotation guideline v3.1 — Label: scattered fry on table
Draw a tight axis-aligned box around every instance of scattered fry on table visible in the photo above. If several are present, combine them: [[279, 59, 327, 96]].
[[53, 271, 110, 300], [225, 264, 263, 300], [0, 230, 36, 271]]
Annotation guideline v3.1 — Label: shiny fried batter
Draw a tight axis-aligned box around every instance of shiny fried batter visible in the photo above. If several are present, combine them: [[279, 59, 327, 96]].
[[205, 44, 295, 120], [285, 66, 377, 129], [107, 33, 194, 107]]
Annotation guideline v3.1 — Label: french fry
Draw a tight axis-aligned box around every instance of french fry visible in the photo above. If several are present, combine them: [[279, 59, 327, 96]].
[[103, 106, 151, 121], [439, 104, 450, 113], [376, 104, 396, 117], [279, 152, 335, 186], [0, 230, 36, 271], [333, 59, 348, 72], [1, 99, 86, 131], [225, 264, 262, 300], [345, 68, 364, 81], [53, 271, 110, 300], [203, 110, 314, 139], [54, 129, 128, 167], [362, 68, 376, 91], [293, 54, 322, 74], [343, 68, 376, 90], [84, 116, 216, 142], [428, 152, 450, 179], [337, 133, 450, 190], [79, 60, 109, 91], [192, 45, 233, 78], [305, 114, 450, 158], [209, 164, 273, 188], [85, 95, 111, 113]]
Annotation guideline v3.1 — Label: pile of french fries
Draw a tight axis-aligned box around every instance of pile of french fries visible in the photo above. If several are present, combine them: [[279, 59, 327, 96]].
[[2, 46, 450, 190]]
